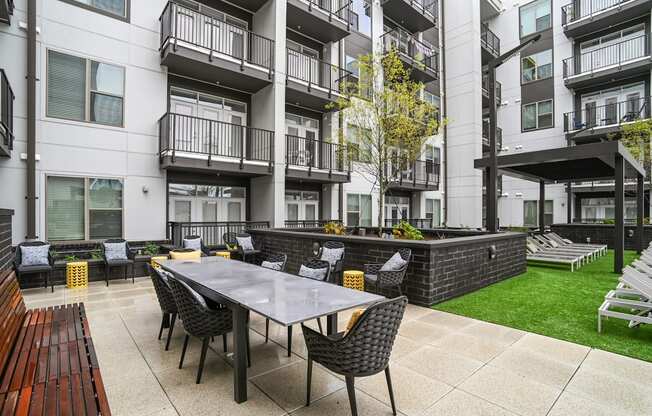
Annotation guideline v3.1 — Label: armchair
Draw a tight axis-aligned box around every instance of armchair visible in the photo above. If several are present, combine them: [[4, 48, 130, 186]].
[[101, 239, 135, 286], [14, 241, 54, 292], [364, 248, 411, 296]]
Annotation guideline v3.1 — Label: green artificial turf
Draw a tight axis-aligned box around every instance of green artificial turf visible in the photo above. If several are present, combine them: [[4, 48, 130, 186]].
[[433, 250, 652, 362]]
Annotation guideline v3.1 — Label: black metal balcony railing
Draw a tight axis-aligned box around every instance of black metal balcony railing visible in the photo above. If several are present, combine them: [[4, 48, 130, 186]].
[[159, 113, 274, 165], [396, 0, 438, 18], [286, 48, 353, 95], [302, 0, 352, 24], [563, 34, 650, 78], [168, 221, 270, 247], [160, 2, 275, 74], [481, 23, 500, 57], [381, 28, 439, 74], [286, 135, 350, 173], [482, 120, 503, 149], [562, 0, 631, 25], [0, 69, 14, 151], [387, 157, 440, 189], [563, 96, 651, 132], [384, 218, 433, 228], [285, 219, 342, 228], [482, 74, 502, 103]]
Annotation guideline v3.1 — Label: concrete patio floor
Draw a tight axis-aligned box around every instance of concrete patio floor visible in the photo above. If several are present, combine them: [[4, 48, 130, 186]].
[[22, 277, 652, 416]]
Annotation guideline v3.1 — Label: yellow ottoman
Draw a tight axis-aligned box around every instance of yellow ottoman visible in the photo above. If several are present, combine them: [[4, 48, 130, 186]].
[[150, 255, 169, 269], [66, 261, 89, 289], [215, 251, 231, 259], [169, 250, 201, 260], [343, 270, 364, 291]]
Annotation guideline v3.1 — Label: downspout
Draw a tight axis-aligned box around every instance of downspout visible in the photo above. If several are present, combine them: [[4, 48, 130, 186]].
[[440, 0, 448, 225], [26, 0, 37, 239]]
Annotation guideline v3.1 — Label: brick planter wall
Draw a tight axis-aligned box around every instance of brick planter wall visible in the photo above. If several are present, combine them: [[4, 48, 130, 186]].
[[551, 223, 652, 250], [248, 229, 527, 307]]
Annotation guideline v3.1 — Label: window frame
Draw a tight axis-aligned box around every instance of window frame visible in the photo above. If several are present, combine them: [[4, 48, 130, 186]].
[[46, 174, 125, 242], [46, 49, 126, 128], [347, 124, 372, 163], [521, 49, 553, 85], [521, 99, 554, 132], [519, 0, 552, 39], [346, 193, 372, 227], [58, 0, 130, 22], [523, 199, 553, 227]]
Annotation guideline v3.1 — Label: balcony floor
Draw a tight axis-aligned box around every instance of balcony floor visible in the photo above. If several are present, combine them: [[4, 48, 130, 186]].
[[564, 57, 652, 90], [160, 152, 273, 177], [21, 277, 652, 416], [286, 0, 350, 43], [381, 0, 436, 33], [563, 0, 652, 38], [285, 166, 350, 183]]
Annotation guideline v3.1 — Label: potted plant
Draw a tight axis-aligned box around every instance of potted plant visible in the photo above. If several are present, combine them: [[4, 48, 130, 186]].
[[324, 221, 346, 235], [392, 221, 424, 241], [144, 242, 168, 268]]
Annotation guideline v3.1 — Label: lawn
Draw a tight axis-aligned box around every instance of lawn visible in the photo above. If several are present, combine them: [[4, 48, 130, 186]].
[[434, 250, 652, 362]]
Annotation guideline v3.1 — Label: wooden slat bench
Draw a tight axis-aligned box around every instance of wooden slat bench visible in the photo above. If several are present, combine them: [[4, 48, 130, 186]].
[[0, 268, 111, 415]]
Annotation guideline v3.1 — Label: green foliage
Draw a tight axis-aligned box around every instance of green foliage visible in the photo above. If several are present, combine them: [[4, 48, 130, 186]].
[[392, 221, 424, 241], [143, 242, 159, 256], [323, 221, 346, 235], [64, 255, 78, 262], [619, 119, 652, 175], [90, 249, 103, 260], [435, 251, 652, 363]]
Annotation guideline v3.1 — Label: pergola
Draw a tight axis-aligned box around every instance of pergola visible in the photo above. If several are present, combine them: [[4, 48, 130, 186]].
[[475, 141, 646, 273]]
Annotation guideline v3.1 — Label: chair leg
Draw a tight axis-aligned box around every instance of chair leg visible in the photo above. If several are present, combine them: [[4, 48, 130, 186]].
[[196, 337, 209, 384], [316, 318, 323, 335], [158, 313, 167, 340], [385, 367, 397, 416], [306, 355, 313, 406], [179, 334, 190, 369], [48, 270, 53, 292], [124, 265, 127, 280], [165, 313, 177, 351], [132, 263, 135, 284], [105, 265, 109, 287], [287, 326, 292, 357], [222, 334, 227, 352], [265, 318, 270, 343], [345, 376, 358, 416]]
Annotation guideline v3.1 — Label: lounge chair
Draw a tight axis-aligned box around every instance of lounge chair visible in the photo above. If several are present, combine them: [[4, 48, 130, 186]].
[[526, 241, 583, 272], [527, 238, 587, 265], [546, 232, 607, 256], [532, 235, 598, 261], [598, 266, 652, 333]]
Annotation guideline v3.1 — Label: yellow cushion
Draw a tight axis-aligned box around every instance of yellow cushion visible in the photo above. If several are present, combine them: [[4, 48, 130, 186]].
[[345, 309, 365, 334], [170, 250, 201, 260]]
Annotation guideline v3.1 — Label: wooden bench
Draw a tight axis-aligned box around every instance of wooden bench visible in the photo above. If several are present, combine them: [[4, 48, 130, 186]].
[[0, 268, 111, 415]]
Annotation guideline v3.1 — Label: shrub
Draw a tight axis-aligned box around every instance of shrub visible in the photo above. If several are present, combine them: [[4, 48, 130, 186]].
[[392, 221, 424, 240], [143, 242, 160, 256], [324, 221, 346, 235]]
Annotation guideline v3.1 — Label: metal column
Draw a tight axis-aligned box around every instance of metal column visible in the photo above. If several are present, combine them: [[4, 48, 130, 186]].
[[539, 180, 545, 235], [637, 174, 644, 254], [614, 155, 624, 273]]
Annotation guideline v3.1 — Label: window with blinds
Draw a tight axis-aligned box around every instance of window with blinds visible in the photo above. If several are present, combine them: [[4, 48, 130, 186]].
[[47, 50, 125, 127], [65, 0, 127, 19], [47, 176, 123, 241]]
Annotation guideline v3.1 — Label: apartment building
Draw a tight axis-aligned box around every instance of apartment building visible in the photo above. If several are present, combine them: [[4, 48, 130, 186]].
[[0, 0, 444, 244], [445, 0, 652, 228]]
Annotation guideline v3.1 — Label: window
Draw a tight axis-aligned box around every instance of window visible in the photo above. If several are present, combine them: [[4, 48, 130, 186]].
[[522, 99, 553, 131], [521, 50, 552, 83], [520, 0, 551, 37], [425, 199, 441, 227], [62, 0, 127, 19], [347, 193, 372, 226], [47, 176, 123, 241], [348, 124, 372, 162], [523, 200, 553, 227], [47, 50, 125, 127]]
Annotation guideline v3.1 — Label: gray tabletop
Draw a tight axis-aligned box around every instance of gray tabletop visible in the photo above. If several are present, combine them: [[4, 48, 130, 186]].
[[159, 257, 384, 326]]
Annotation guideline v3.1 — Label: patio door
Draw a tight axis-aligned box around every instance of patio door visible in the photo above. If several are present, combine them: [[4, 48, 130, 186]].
[[286, 114, 320, 167], [285, 191, 320, 224], [170, 97, 196, 152]]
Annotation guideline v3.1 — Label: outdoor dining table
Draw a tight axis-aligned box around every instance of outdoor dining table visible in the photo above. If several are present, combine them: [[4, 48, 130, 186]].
[[159, 256, 384, 403]]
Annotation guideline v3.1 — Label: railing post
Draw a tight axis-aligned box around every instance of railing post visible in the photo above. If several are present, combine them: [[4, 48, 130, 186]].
[[171, 114, 176, 163], [240, 125, 245, 169], [209, 16, 214, 62], [208, 121, 212, 166], [171, 3, 177, 52], [308, 56, 312, 92]]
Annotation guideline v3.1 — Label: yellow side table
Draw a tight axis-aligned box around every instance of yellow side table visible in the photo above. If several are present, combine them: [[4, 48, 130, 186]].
[[150, 255, 169, 269], [343, 270, 365, 291], [66, 261, 89, 289], [215, 251, 231, 259]]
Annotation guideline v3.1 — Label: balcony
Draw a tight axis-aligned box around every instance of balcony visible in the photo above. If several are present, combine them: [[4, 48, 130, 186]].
[[480, 0, 502, 19], [159, 2, 274, 93], [562, 34, 652, 89], [386, 157, 440, 191], [381, 0, 437, 33], [0, 0, 13, 24], [481, 23, 500, 62], [285, 48, 352, 112], [382, 28, 439, 83], [561, 0, 652, 38], [564, 96, 651, 143], [285, 135, 350, 183], [482, 74, 501, 108], [482, 119, 502, 151], [287, 0, 352, 43], [158, 113, 274, 176], [0, 69, 14, 158]]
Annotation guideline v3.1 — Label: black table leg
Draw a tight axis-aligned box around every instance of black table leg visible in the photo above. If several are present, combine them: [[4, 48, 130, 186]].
[[326, 313, 338, 335], [232, 305, 248, 403]]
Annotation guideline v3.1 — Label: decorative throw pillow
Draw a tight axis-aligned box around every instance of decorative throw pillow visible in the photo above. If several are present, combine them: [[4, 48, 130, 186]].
[[261, 261, 283, 271], [183, 238, 201, 251], [104, 242, 128, 261], [380, 252, 408, 272], [320, 247, 344, 268], [299, 265, 328, 280], [345, 309, 365, 334], [236, 236, 254, 251], [20, 244, 50, 266]]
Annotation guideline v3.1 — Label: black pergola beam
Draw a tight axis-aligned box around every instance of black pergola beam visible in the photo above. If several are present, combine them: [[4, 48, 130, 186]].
[[637, 174, 645, 254], [539, 181, 545, 235]]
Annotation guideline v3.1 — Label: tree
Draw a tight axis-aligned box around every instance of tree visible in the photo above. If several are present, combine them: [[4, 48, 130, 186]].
[[619, 119, 652, 176], [329, 49, 441, 235]]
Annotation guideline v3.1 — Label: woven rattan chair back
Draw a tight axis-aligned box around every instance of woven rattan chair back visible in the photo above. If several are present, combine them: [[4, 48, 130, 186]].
[[147, 264, 177, 314], [266, 253, 288, 271], [300, 259, 332, 282]]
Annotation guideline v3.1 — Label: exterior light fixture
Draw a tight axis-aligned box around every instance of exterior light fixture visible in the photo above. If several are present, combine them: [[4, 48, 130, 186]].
[[312, 242, 321, 257], [488, 245, 497, 260], [628, 230, 634, 238]]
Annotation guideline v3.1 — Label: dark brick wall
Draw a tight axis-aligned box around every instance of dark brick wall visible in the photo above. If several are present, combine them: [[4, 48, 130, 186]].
[[551, 224, 652, 250], [0, 210, 13, 273], [248, 229, 527, 307]]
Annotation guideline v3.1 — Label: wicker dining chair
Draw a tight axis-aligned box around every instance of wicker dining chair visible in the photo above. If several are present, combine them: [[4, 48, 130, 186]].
[[262, 253, 288, 345], [364, 248, 411, 296], [302, 296, 408, 416], [317, 241, 345, 285], [167, 275, 237, 384], [147, 264, 180, 351], [235, 232, 261, 263], [181, 235, 211, 256]]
